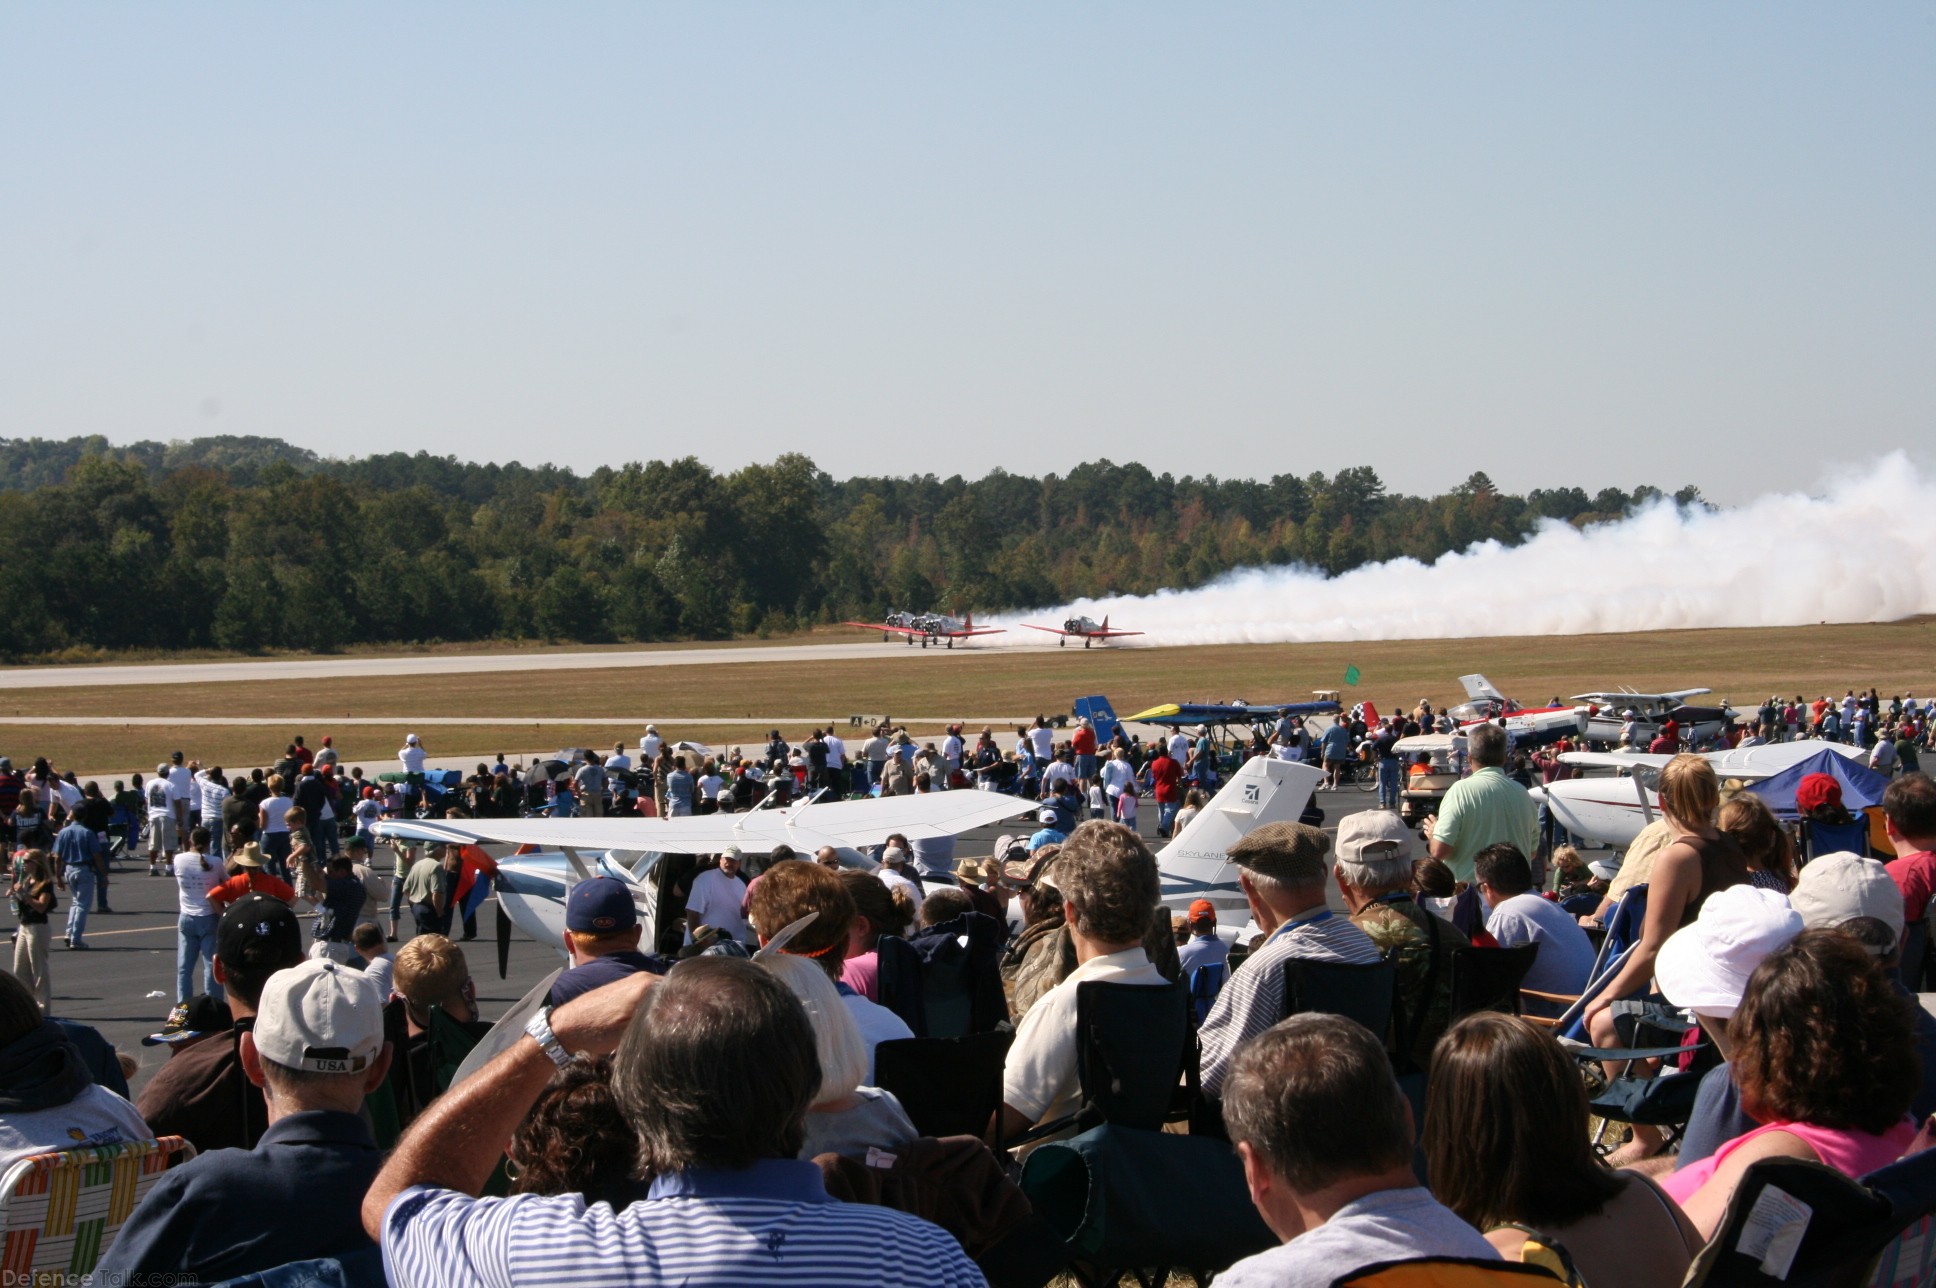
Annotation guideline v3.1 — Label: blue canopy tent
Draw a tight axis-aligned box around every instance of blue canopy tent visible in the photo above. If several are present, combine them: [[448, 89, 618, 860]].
[[1742, 749, 1892, 820]]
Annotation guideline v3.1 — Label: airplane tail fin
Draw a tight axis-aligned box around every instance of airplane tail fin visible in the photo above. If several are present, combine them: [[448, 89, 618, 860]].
[[1460, 673, 1507, 702], [1101, 615, 1109, 631], [1155, 757, 1324, 919], [1073, 695, 1123, 746]]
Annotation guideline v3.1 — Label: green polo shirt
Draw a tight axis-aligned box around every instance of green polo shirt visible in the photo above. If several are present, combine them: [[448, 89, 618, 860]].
[[1432, 766, 1540, 885]]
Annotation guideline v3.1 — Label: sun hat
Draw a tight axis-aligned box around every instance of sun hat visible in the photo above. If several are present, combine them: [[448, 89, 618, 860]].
[[1789, 852, 1905, 944], [232, 842, 266, 869], [1655, 885, 1804, 1019], [251, 958, 385, 1075]]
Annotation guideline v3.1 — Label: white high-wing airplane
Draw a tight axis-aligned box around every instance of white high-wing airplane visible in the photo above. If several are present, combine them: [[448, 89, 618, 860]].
[[371, 789, 1045, 975], [1569, 687, 1735, 747], [1530, 741, 1870, 849]]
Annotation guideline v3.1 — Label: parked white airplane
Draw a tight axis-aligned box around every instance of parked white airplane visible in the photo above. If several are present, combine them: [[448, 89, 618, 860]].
[[371, 789, 1043, 974], [1530, 741, 1870, 849], [1570, 687, 1735, 747]]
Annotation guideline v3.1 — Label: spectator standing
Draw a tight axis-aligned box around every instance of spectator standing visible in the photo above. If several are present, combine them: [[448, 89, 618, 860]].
[[1421, 723, 1538, 889], [573, 756, 606, 819], [53, 810, 105, 948], [95, 959, 393, 1281], [401, 845, 459, 938], [1149, 748, 1184, 837], [144, 762, 182, 876], [664, 757, 696, 818], [684, 848, 751, 946], [312, 855, 369, 964], [1217, 1014, 1499, 1287], [8, 851, 57, 1009], [173, 826, 224, 1003], [196, 768, 231, 862], [258, 776, 295, 880]]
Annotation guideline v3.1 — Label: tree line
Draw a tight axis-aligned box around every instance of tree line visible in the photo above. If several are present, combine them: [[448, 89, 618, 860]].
[[0, 434, 1708, 659]]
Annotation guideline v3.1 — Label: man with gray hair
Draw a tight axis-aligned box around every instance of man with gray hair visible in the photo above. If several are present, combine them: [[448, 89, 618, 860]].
[[1422, 721, 1538, 887], [1197, 822, 1381, 1097], [1332, 810, 1454, 1074], [1217, 1014, 1498, 1286]]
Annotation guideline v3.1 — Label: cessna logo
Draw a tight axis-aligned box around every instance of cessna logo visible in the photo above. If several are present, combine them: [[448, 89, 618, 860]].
[[1242, 783, 1262, 803]]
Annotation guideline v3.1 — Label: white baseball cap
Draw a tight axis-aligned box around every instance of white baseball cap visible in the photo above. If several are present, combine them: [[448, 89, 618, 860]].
[[1790, 852, 1905, 945], [1655, 886, 1803, 1019], [251, 958, 386, 1075], [1334, 810, 1415, 866], [405, 733, 420, 746]]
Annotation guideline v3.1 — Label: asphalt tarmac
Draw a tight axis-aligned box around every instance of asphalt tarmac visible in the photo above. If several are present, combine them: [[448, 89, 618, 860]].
[[37, 783, 1386, 1097]]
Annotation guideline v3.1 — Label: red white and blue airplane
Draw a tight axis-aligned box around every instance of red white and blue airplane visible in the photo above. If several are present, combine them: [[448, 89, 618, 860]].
[[1020, 615, 1144, 648]]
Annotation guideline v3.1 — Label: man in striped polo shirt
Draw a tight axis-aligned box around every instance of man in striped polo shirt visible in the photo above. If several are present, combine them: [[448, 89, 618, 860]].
[[1197, 821, 1383, 1097], [365, 958, 982, 1288]]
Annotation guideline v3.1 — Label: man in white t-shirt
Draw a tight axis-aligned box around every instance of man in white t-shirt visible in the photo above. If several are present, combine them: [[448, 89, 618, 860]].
[[876, 847, 924, 906], [167, 753, 196, 827], [824, 732, 849, 794], [1002, 823, 1167, 1140], [941, 728, 963, 778], [1475, 843, 1595, 1016], [1216, 1014, 1498, 1287], [1167, 730, 1191, 764], [145, 764, 183, 872], [1099, 748, 1135, 803], [1029, 721, 1056, 762], [684, 848, 751, 945], [640, 725, 664, 762], [397, 735, 427, 776], [195, 770, 232, 861]]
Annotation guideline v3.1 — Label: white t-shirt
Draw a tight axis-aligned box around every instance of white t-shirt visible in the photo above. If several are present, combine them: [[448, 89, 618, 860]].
[[144, 777, 178, 820], [1004, 947, 1165, 1127], [841, 992, 915, 1084], [174, 850, 224, 916], [605, 753, 633, 773], [877, 867, 923, 907], [0, 1084, 153, 1178], [57, 780, 85, 812], [260, 795, 293, 835], [825, 735, 847, 769], [641, 733, 664, 760], [1029, 727, 1055, 760], [697, 774, 724, 801], [942, 734, 962, 767], [196, 777, 230, 832], [1167, 733, 1191, 763], [398, 744, 427, 774], [362, 952, 395, 1000], [1100, 758, 1135, 797], [1041, 761, 1077, 792], [685, 868, 750, 942], [167, 765, 194, 809], [353, 798, 381, 832]]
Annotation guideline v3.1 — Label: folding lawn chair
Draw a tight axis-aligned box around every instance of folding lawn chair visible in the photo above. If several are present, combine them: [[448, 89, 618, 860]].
[[872, 1029, 1015, 1140], [0, 1136, 195, 1278]]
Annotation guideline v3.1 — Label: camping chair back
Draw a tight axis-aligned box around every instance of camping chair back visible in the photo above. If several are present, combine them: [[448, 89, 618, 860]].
[[1557, 884, 1649, 1041], [1188, 961, 1228, 1026], [1861, 1147, 1936, 1288], [1280, 957, 1396, 1039], [872, 1030, 1015, 1140], [1447, 943, 1539, 1020], [0, 1136, 194, 1277], [1337, 1258, 1570, 1286], [1683, 1154, 1936, 1288], [1074, 980, 1192, 1133], [1803, 819, 1870, 861]]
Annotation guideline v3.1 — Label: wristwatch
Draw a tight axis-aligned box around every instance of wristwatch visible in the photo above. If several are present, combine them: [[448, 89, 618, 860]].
[[524, 1008, 574, 1069]]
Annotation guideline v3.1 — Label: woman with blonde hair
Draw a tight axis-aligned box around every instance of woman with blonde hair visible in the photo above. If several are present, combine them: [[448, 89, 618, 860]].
[[1583, 753, 1751, 1162], [756, 947, 918, 1160]]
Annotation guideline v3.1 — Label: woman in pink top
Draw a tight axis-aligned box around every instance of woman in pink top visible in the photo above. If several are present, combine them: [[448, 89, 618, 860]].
[[1667, 931, 1920, 1239]]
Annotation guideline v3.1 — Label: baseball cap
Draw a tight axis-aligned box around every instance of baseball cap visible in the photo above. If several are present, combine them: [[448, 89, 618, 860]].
[[1187, 899, 1217, 921], [882, 845, 908, 866], [1654, 886, 1803, 1019], [217, 895, 305, 976], [1796, 773, 1842, 814], [406, 733, 421, 746], [252, 958, 386, 1075], [1227, 821, 1331, 885], [1790, 852, 1905, 943], [720, 845, 744, 863], [566, 877, 639, 935], [1334, 811, 1416, 866], [156, 762, 172, 776], [1037, 807, 1059, 824]]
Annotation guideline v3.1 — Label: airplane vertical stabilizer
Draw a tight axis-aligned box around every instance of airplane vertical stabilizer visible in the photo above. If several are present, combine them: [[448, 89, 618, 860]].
[[1155, 756, 1324, 919]]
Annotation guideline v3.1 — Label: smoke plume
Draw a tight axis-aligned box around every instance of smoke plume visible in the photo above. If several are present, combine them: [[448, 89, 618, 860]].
[[993, 453, 1936, 645]]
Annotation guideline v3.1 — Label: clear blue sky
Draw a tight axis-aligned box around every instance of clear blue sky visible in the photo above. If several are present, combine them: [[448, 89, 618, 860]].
[[3, 4, 1930, 502]]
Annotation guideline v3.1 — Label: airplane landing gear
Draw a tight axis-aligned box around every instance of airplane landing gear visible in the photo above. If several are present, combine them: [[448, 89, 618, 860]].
[[1058, 638, 1066, 647]]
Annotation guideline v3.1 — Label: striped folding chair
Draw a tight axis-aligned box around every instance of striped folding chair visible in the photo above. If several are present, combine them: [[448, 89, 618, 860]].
[[0, 1136, 195, 1278]]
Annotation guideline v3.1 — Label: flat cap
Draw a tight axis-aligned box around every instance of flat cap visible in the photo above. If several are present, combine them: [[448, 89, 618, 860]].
[[1228, 821, 1331, 885]]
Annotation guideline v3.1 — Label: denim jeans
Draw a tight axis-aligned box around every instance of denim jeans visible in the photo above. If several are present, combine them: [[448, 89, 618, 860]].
[[63, 867, 94, 943], [260, 830, 292, 880], [1377, 759, 1402, 810], [1157, 800, 1180, 837], [177, 912, 219, 1001]]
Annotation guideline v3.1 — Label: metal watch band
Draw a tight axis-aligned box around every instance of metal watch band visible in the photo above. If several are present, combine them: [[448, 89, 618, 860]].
[[524, 1009, 573, 1069]]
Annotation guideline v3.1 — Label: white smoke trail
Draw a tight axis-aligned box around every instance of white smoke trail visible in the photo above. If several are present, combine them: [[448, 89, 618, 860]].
[[991, 452, 1936, 646]]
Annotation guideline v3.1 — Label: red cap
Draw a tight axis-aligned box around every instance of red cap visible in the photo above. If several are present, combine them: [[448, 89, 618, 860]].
[[1188, 899, 1217, 920], [1796, 772, 1842, 814]]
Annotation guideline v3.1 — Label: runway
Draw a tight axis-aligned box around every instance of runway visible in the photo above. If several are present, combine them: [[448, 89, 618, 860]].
[[0, 639, 1047, 690]]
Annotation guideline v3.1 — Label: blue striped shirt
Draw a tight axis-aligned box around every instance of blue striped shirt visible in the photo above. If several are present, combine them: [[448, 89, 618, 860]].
[[382, 1158, 987, 1288]]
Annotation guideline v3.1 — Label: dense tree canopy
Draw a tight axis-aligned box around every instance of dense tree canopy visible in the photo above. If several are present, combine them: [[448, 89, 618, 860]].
[[0, 435, 1708, 659]]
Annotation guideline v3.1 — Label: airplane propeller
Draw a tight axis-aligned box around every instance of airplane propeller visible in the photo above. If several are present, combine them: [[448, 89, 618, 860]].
[[497, 901, 514, 980]]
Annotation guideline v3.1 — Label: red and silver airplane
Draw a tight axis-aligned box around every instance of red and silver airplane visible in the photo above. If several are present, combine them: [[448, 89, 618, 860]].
[[1020, 615, 1144, 648], [842, 609, 1004, 649], [1443, 674, 1587, 746]]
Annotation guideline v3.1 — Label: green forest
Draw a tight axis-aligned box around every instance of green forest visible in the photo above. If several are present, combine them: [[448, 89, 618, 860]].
[[0, 434, 1707, 659]]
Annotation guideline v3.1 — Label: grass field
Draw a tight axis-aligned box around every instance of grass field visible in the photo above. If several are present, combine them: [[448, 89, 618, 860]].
[[7, 617, 1933, 776]]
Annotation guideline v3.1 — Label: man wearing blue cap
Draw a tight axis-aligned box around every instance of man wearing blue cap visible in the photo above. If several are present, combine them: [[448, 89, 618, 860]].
[[546, 877, 670, 1008]]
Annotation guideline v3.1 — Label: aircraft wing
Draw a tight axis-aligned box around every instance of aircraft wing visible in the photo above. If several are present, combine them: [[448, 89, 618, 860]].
[[1020, 623, 1073, 637], [1559, 750, 1673, 771], [372, 790, 1041, 855], [1122, 702, 1253, 726], [1090, 628, 1143, 638], [938, 627, 1005, 638], [1571, 688, 1712, 705]]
